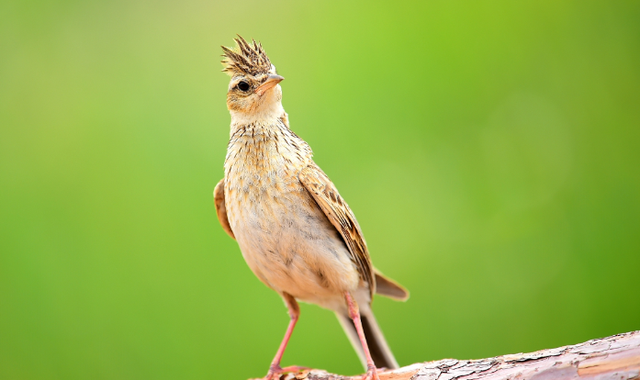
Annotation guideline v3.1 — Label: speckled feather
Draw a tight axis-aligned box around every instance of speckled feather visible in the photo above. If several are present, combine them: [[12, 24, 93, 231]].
[[220, 113, 373, 311], [214, 36, 408, 373]]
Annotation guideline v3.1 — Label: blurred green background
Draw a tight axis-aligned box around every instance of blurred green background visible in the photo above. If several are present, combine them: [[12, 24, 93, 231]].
[[1, 1, 639, 379]]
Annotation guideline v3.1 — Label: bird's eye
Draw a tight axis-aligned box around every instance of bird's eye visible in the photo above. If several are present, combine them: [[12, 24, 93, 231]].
[[237, 81, 250, 92]]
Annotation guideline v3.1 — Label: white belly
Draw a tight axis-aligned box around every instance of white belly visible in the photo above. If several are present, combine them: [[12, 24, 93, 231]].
[[225, 185, 361, 311]]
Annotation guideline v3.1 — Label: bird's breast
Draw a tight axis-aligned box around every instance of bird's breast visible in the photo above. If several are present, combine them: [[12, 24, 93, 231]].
[[223, 133, 360, 308]]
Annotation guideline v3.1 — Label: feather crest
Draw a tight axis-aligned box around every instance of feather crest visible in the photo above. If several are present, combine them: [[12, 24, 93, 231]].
[[221, 35, 272, 76]]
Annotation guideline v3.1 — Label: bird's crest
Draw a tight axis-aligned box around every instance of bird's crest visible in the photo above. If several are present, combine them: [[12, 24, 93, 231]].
[[221, 36, 272, 76]]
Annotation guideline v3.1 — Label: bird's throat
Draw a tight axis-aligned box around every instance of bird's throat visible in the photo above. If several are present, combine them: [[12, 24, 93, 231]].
[[229, 98, 284, 134]]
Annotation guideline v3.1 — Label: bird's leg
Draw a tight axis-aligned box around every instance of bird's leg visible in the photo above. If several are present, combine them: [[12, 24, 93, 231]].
[[264, 293, 309, 380], [345, 292, 381, 380]]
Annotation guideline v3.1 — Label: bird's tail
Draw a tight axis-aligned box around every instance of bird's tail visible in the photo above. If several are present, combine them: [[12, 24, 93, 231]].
[[335, 307, 399, 370]]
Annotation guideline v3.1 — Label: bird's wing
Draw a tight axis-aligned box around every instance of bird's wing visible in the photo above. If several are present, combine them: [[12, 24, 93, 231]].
[[298, 163, 375, 298], [213, 178, 235, 239]]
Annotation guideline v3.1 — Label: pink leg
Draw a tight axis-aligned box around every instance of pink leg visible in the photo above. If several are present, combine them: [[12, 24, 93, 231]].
[[264, 293, 309, 380], [345, 292, 380, 380]]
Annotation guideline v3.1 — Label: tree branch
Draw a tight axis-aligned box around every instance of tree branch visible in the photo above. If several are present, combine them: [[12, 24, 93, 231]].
[[271, 330, 640, 380]]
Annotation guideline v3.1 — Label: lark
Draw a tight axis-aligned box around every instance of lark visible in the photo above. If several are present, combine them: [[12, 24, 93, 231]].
[[214, 36, 408, 380]]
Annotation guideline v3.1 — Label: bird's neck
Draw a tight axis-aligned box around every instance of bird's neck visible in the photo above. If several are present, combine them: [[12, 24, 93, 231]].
[[224, 107, 313, 181], [229, 100, 285, 136]]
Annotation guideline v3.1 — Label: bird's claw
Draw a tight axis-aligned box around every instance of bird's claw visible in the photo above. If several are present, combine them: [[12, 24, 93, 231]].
[[264, 365, 310, 380], [362, 366, 381, 380]]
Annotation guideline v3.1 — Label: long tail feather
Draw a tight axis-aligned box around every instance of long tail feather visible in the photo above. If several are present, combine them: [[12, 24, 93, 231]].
[[335, 308, 399, 370]]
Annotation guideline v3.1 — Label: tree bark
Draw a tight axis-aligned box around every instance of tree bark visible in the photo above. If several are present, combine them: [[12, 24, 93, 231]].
[[270, 330, 640, 380]]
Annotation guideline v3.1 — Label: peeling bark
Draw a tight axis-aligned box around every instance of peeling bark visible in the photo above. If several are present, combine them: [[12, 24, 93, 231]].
[[267, 330, 640, 380]]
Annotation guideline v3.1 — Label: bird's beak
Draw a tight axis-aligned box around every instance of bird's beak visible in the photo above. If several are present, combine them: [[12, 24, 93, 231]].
[[255, 74, 284, 96]]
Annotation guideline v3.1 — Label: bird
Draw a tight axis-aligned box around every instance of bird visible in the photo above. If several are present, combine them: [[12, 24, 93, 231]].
[[214, 36, 409, 380]]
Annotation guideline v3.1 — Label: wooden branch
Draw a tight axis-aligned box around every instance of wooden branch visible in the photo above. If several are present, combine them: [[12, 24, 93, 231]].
[[271, 331, 640, 380]]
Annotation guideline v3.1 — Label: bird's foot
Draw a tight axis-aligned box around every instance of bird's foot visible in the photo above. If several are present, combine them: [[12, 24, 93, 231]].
[[279, 365, 311, 373], [263, 365, 310, 380], [361, 365, 381, 380]]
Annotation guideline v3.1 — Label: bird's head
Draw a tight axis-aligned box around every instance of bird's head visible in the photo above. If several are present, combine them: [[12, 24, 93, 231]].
[[222, 36, 284, 122]]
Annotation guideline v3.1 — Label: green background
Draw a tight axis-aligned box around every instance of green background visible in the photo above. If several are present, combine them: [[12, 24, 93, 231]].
[[1, 1, 639, 379]]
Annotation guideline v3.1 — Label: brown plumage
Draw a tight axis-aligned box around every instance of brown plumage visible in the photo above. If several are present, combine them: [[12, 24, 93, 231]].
[[298, 164, 375, 299], [222, 35, 272, 76], [214, 36, 408, 380]]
